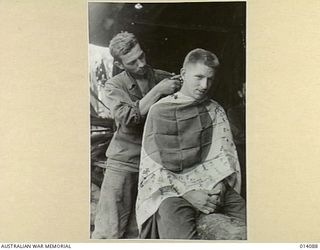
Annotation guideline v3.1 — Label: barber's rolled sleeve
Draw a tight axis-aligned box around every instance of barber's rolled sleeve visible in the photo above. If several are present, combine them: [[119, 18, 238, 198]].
[[105, 83, 143, 127]]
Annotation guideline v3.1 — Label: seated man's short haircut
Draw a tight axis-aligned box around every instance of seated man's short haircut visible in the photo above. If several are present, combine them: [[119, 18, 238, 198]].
[[183, 48, 220, 69], [109, 31, 138, 62]]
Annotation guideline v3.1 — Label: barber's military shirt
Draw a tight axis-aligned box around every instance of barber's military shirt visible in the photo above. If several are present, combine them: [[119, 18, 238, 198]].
[[105, 66, 172, 172]]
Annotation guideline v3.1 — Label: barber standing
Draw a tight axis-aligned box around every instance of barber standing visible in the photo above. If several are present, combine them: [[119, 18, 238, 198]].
[[92, 31, 181, 239]]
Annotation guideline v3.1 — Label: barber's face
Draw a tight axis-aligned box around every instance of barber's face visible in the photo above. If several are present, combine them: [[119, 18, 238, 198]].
[[117, 43, 147, 76], [180, 62, 215, 100]]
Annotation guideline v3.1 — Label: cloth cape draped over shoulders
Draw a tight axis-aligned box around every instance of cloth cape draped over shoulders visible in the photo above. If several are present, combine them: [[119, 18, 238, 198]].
[[136, 92, 241, 230]]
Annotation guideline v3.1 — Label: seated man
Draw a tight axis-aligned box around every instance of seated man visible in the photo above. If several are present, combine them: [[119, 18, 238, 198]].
[[136, 48, 246, 239]]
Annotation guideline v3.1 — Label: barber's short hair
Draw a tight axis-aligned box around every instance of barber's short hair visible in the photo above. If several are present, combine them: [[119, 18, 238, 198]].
[[183, 48, 220, 69], [109, 31, 138, 62]]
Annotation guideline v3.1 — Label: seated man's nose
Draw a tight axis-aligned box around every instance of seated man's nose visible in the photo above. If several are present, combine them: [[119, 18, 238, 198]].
[[138, 60, 145, 68], [200, 79, 208, 89]]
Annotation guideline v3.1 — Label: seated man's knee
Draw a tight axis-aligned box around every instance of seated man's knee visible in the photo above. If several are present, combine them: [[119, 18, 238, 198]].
[[156, 197, 198, 239], [158, 197, 183, 216]]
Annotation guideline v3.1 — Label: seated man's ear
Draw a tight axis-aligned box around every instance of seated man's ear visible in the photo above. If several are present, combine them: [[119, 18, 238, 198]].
[[114, 60, 124, 70], [180, 67, 186, 80]]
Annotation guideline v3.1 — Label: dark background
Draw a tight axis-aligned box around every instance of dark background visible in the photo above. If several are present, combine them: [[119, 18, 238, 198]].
[[88, 2, 246, 109]]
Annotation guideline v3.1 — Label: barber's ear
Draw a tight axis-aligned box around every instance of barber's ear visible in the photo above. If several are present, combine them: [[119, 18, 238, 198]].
[[114, 61, 124, 70], [180, 68, 186, 80]]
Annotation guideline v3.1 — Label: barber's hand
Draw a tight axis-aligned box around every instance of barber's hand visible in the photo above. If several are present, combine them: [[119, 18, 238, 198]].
[[182, 190, 221, 215], [155, 75, 182, 96]]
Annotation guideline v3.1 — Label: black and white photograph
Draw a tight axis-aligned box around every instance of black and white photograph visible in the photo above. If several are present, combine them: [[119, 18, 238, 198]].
[[3, 0, 320, 247], [89, 2, 246, 240]]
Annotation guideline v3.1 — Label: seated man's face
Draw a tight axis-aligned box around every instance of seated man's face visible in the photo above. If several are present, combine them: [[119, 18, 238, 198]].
[[117, 43, 147, 76], [180, 62, 215, 100]]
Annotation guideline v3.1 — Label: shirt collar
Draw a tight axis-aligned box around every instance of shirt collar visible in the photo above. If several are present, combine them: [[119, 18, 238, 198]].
[[126, 65, 154, 90]]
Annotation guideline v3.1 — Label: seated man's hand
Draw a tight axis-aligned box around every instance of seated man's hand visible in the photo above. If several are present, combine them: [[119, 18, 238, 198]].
[[210, 181, 227, 198], [182, 190, 221, 215], [208, 181, 227, 206]]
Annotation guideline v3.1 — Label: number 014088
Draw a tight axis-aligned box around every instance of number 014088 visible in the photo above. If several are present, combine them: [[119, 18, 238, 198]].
[[300, 244, 318, 248]]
